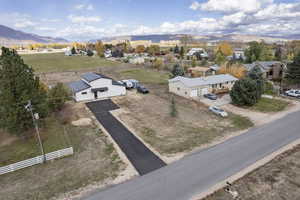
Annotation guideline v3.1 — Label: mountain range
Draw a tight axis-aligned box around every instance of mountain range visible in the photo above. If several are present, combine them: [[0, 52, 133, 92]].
[[100, 33, 300, 44], [0, 24, 68, 46]]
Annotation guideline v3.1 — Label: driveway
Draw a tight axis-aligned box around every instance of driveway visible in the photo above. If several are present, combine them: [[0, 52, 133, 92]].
[[197, 94, 231, 107], [83, 110, 300, 200], [86, 100, 166, 175]]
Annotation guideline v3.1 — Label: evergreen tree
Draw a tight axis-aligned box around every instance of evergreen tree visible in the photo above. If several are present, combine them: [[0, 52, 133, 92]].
[[180, 46, 185, 59], [0, 47, 48, 135], [87, 49, 94, 57], [285, 51, 300, 85], [71, 47, 76, 55], [170, 96, 178, 117], [171, 64, 185, 78], [248, 66, 265, 99], [48, 83, 70, 112], [174, 45, 180, 54], [230, 78, 259, 106]]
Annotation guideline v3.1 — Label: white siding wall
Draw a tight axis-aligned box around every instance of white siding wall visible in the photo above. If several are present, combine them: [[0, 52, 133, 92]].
[[169, 81, 193, 98], [74, 88, 93, 102]]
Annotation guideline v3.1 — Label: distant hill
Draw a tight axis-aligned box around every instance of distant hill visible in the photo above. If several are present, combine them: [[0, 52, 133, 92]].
[[0, 24, 68, 46], [97, 33, 300, 44]]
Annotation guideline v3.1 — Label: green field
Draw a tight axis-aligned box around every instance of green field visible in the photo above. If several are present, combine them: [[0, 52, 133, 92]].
[[120, 68, 169, 84], [21, 53, 120, 73]]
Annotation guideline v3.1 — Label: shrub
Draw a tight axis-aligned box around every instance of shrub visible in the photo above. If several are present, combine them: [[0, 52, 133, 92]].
[[230, 78, 259, 106]]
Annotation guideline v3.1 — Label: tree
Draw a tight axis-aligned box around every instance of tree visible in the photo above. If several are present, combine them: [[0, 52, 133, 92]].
[[95, 40, 105, 57], [218, 63, 246, 79], [285, 51, 300, 85], [217, 42, 233, 56], [180, 46, 185, 59], [215, 50, 226, 65], [147, 45, 160, 56], [0, 47, 48, 135], [48, 83, 70, 112], [153, 58, 163, 71], [171, 64, 185, 78], [230, 78, 259, 106], [170, 96, 178, 117], [191, 58, 197, 67], [87, 49, 94, 57], [245, 41, 274, 63], [135, 45, 146, 54], [71, 47, 76, 55], [174, 45, 180, 54], [248, 65, 265, 99]]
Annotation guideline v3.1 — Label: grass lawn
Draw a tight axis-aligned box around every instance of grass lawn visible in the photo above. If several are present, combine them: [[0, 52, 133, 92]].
[[0, 103, 125, 200], [250, 98, 289, 113], [0, 117, 69, 167], [120, 68, 169, 84], [21, 53, 120, 73]]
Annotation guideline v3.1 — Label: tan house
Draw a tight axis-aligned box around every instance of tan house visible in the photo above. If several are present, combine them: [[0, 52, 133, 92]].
[[188, 67, 215, 77], [169, 74, 238, 98]]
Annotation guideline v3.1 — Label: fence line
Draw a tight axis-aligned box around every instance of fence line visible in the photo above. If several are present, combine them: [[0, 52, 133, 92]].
[[0, 147, 73, 175]]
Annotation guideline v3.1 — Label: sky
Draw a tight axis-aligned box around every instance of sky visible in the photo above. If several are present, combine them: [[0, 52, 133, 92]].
[[0, 0, 299, 41]]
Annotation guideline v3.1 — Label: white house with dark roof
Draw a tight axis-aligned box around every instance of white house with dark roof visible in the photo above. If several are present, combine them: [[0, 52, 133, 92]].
[[69, 72, 126, 102], [169, 74, 238, 98]]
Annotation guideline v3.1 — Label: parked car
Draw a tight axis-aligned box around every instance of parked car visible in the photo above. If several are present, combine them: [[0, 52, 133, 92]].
[[121, 80, 134, 89], [209, 106, 228, 117], [204, 93, 218, 100], [285, 89, 300, 98], [137, 85, 149, 94]]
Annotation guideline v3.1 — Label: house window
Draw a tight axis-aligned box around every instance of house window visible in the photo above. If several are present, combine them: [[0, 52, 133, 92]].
[[81, 92, 87, 95], [177, 87, 180, 91], [185, 92, 187, 95]]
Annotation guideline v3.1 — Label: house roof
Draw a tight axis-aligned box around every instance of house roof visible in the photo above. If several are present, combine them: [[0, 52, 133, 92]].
[[169, 74, 238, 88], [69, 80, 91, 93], [209, 64, 220, 71], [81, 72, 102, 82], [188, 67, 211, 72], [243, 61, 283, 72]]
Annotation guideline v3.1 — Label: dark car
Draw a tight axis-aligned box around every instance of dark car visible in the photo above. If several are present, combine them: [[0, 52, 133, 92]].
[[137, 85, 149, 94], [204, 93, 217, 100]]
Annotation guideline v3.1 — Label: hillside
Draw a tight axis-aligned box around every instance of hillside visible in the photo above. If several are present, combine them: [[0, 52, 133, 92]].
[[99, 33, 299, 44], [0, 24, 68, 45]]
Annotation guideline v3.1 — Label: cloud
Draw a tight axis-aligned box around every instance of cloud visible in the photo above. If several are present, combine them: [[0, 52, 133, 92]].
[[68, 15, 102, 23], [191, 0, 273, 13], [74, 3, 94, 11], [36, 27, 56, 31], [14, 19, 36, 28]]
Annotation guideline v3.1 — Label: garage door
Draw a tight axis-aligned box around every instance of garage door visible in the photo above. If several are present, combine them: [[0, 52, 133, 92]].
[[200, 88, 209, 95], [190, 90, 198, 97]]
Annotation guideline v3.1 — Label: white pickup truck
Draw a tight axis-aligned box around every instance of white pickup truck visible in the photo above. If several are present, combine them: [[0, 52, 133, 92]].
[[285, 89, 300, 98]]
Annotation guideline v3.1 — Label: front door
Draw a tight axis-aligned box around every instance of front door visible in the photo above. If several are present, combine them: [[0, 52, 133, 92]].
[[94, 91, 98, 99]]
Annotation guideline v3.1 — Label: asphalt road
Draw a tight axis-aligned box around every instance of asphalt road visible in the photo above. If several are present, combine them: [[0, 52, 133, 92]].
[[86, 100, 166, 175], [83, 110, 300, 200]]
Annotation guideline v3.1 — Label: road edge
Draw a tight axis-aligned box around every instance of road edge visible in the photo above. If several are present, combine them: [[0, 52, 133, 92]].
[[192, 138, 300, 200]]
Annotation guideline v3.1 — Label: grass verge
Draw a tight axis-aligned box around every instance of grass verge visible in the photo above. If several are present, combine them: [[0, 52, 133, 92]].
[[250, 98, 289, 113]]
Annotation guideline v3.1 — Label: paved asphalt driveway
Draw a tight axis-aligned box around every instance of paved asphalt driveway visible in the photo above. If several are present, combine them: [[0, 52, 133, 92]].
[[86, 100, 166, 175], [83, 110, 300, 200]]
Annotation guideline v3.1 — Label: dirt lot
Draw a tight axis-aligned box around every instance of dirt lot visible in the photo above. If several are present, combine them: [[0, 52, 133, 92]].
[[204, 145, 300, 200], [0, 103, 126, 200], [113, 84, 253, 157]]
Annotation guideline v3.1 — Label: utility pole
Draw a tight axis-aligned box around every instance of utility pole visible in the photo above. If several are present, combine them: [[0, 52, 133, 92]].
[[25, 100, 46, 163]]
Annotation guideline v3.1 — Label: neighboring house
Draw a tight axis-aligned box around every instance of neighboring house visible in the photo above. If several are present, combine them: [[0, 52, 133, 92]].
[[104, 49, 112, 58], [243, 61, 286, 80], [233, 48, 245, 60], [186, 48, 208, 58], [69, 72, 126, 102], [188, 67, 215, 77], [169, 74, 238, 98], [209, 64, 220, 73]]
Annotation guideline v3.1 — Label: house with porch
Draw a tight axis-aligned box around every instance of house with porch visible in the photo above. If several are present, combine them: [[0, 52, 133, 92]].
[[168, 74, 238, 99], [69, 72, 126, 102], [243, 61, 286, 80]]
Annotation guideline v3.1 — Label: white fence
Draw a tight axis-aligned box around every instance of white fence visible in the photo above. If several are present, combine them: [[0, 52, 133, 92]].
[[0, 147, 73, 175]]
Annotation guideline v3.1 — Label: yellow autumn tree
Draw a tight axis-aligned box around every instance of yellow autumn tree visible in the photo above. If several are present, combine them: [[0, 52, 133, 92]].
[[135, 45, 146, 54], [95, 40, 105, 57], [217, 42, 233, 56], [218, 63, 246, 79]]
